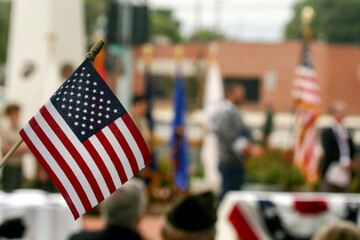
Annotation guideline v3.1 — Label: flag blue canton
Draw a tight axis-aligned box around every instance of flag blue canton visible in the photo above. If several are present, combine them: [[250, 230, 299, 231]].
[[50, 59, 127, 142]]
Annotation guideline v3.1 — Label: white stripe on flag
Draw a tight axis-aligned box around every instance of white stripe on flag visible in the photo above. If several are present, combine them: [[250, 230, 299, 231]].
[[115, 118, 145, 169], [23, 123, 85, 216], [296, 66, 316, 77], [88, 136, 122, 189], [45, 102, 111, 198], [291, 90, 321, 105], [293, 79, 320, 91], [33, 112, 98, 207], [102, 126, 134, 179]]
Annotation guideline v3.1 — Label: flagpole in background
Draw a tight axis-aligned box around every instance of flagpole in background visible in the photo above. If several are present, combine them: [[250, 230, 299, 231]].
[[142, 43, 155, 151], [141, 43, 160, 196], [199, 42, 224, 192], [292, 6, 322, 184], [0, 40, 105, 169]]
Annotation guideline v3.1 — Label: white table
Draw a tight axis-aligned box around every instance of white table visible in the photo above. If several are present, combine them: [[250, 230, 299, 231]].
[[0, 189, 82, 240], [216, 191, 360, 240]]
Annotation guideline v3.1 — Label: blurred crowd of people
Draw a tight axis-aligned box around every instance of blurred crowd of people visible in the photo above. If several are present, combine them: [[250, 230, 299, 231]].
[[0, 83, 359, 239]]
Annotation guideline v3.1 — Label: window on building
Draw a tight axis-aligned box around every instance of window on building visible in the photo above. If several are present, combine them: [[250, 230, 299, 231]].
[[151, 74, 200, 108], [225, 77, 260, 103], [151, 74, 173, 100]]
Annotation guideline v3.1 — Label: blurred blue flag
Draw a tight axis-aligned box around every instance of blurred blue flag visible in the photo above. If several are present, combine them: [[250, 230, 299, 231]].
[[169, 66, 188, 191]]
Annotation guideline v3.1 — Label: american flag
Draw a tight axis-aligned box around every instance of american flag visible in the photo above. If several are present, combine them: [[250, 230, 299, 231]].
[[292, 44, 321, 106], [292, 43, 321, 183], [223, 192, 359, 240], [20, 59, 151, 219]]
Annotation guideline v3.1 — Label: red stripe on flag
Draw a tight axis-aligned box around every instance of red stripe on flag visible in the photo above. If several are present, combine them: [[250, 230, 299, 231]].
[[40, 107, 104, 203], [295, 86, 320, 97], [294, 85, 320, 95], [96, 131, 128, 184], [229, 204, 260, 240], [20, 129, 79, 219], [83, 140, 116, 193], [296, 74, 316, 83], [294, 199, 328, 214], [108, 122, 140, 175], [122, 113, 151, 166], [28, 118, 92, 212]]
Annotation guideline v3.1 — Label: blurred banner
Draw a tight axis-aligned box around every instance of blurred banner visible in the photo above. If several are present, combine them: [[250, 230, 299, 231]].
[[200, 42, 224, 192], [218, 191, 360, 240], [93, 47, 107, 81], [169, 60, 189, 192]]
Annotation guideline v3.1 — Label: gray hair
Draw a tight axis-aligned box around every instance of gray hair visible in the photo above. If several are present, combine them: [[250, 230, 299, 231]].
[[312, 221, 360, 240], [329, 100, 347, 115], [101, 178, 145, 228]]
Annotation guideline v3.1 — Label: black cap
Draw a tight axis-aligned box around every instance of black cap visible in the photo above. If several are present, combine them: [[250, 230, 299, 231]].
[[167, 191, 217, 232]]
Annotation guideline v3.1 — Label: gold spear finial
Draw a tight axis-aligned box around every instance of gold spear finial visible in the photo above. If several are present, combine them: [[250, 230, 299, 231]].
[[174, 44, 184, 62], [301, 6, 315, 25], [86, 40, 105, 62], [301, 6, 315, 42], [142, 43, 153, 66], [208, 42, 219, 63]]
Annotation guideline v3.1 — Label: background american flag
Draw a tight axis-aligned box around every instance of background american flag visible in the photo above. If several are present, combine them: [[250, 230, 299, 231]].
[[292, 43, 321, 183]]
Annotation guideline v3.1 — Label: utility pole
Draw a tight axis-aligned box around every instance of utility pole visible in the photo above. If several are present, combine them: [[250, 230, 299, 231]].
[[194, 0, 202, 30], [106, 0, 148, 110], [117, 0, 133, 110], [214, 0, 222, 32]]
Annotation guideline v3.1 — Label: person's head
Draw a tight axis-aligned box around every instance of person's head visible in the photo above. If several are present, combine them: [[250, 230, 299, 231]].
[[329, 101, 347, 123], [225, 84, 245, 106], [132, 95, 148, 117], [101, 178, 145, 229], [312, 221, 360, 240], [162, 191, 217, 240], [5, 104, 20, 125]]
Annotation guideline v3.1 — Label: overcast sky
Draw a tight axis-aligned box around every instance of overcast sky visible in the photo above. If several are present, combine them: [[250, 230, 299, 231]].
[[147, 0, 300, 42]]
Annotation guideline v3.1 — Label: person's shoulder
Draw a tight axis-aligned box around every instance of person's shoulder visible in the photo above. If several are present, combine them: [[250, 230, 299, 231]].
[[321, 127, 333, 135], [104, 226, 142, 240]]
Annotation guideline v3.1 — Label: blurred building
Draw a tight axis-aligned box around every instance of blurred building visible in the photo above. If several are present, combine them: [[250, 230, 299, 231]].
[[5, 0, 85, 125], [132, 41, 360, 115]]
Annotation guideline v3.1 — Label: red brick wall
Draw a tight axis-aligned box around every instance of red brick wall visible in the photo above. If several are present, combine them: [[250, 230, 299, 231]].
[[133, 41, 360, 114]]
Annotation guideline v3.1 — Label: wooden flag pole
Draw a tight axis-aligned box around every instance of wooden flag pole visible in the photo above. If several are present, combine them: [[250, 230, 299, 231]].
[[0, 40, 105, 169], [0, 138, 23, 169]]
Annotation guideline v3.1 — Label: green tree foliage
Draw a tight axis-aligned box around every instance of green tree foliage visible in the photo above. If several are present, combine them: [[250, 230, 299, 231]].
[[84, 0, 107, 41], [285, 0, 360, 44], [150, 9, 182, 43], [189, 29, 225, 42], [0, 1, 11, 63]]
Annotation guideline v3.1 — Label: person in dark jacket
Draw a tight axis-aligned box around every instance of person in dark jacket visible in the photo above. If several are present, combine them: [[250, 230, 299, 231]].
[[69, 179, 145, 240], [320, 101, 357, 192]]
